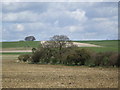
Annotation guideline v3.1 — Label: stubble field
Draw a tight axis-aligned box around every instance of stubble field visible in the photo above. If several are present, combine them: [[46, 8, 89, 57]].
[[2, 55, 118, 88]]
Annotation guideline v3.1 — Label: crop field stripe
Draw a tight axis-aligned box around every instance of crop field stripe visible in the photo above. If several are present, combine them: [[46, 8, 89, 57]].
[[1, 41, 41, 48], [1, 52, 32, 55]]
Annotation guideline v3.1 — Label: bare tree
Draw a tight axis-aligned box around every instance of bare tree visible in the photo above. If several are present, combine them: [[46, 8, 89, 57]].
[[41, 35, 77, 63], [50, 35, 70, 55]]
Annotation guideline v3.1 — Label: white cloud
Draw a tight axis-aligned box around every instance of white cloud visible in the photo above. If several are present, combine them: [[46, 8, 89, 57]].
[[16, 24, 24, 31], [69, 26, 77, 32], [3, 7, 87, 27], [92, 18, 108, 21], [69, 9, 87, 22], [95, 6, 117, 17], [2, 2, 118, 41], [3, 13, 18, 21], [54, 20, 59, 26], [3, 11, 39, 22], [93, 18, 118, 32], [68, 25, 84, 32]]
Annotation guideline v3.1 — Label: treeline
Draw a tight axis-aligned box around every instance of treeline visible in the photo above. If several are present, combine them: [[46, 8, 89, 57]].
[[18, 35, 120, 67]]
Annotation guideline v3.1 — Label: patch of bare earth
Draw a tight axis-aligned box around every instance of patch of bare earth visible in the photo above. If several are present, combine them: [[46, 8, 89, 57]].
[[73, 42, 101, 47], [1, 50, 32, 53], [2, 55, 118, 88]]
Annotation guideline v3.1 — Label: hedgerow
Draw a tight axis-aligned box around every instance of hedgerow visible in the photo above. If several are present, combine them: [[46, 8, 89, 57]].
[[18, 35, 119, 67]]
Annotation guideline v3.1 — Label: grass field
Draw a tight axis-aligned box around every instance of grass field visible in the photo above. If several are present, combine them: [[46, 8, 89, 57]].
[[1, 41, 40, 48], [76, 40, 119, 52], [2, 55, 118, 88], [79, 47, 118, 53], [1, 40, 119, 53], [75, 40, 119, 48]]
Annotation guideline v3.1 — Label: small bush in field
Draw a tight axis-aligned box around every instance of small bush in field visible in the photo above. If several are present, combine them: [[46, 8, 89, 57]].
[[90, 52, 119, 67], [76, 49, 91, 65], [95, 53, 102, 66], [49, 57, 57, 64], [108, 53, 119, 66], [32, 48, 37, 54], [18, 54, 31, 62], [17, 35, 119, 67], [118, 54, 120, 67], [66, 54, 77, 65], [27, 56, 34, 63], [65, 49, 91, 65], [32, 50, 43, 63]]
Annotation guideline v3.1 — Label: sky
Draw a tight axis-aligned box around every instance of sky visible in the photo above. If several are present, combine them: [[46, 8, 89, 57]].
[[1, 1, 118, 41]]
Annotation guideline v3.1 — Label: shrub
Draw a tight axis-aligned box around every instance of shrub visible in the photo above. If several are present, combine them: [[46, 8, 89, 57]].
[[18, 38, 119, 67], [49, 57, 58, 64], [18, 54, 31, 62], [32, 50, 43, 63], [75, 49, 91, 65], [90, 52, 119, 67], [65, 49, 91, 66], [118, 53, 120, 67], [84, 51, 96, 66], [32, 47, 53, 63], [32, 48, 37, 54], [66, 54, 77, 65], [93, 52, 103, 66], [27, 56, 34, 63], [108, 53, 119, 66]]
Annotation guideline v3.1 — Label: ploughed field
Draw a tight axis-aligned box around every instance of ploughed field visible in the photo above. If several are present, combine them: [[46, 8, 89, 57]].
[[2, 55, 118, 88]]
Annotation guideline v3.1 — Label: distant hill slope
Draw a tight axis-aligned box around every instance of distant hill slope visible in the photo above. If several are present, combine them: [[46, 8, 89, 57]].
[[74, 40, 119, 52], [75, 40, 119, 48]]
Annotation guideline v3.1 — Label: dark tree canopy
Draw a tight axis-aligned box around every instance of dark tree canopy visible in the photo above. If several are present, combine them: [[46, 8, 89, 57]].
[[25, 36, 36, 41]]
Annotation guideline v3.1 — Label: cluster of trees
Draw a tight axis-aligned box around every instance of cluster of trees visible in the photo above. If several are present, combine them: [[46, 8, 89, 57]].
[[18, 35, 120, 67]]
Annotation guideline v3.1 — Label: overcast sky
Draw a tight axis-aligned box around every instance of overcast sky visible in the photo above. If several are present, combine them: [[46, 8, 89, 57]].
[[1, 2, 118, 41]]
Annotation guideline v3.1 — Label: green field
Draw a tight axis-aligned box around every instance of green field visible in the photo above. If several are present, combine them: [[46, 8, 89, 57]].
[[75, 40, 119, 48], [1, 41, 40, 48], [1, 40, 119, 53], [76, 40, 119, 53], [78, 47, 118, 53]]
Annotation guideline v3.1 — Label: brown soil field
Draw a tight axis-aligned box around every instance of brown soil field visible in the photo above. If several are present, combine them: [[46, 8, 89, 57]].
[[2, 55, 118, 88]]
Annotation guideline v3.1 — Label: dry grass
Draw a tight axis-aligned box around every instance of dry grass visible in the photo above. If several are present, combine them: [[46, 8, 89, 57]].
[[2, 55, 118, 88]]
